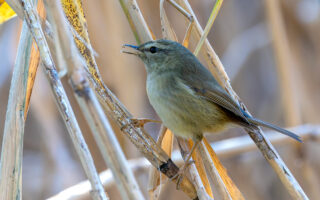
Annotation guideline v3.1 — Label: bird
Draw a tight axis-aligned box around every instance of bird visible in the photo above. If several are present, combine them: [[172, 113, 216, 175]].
[[122, 39, 301, 183]]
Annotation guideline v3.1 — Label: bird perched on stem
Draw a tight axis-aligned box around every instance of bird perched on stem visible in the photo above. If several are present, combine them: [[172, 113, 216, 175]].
[[122, 39, 301, 185]]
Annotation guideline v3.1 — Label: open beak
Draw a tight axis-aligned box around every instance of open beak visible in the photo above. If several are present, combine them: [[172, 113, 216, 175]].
[[121, 44, 141, 56]]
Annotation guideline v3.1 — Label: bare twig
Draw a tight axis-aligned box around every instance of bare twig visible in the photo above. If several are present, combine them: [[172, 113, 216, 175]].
[[118, 0, 154, 43], [198, 142, 231, 200], [71, 74, 144, 200], [7, 0, 108, 199], [0, 19, 32, 200], [167, 0, 193, 20], [148, 126, 171, 200], [194, 0, 223, 56], [160, 0, 178, 40], [177, 139, 213, 200]]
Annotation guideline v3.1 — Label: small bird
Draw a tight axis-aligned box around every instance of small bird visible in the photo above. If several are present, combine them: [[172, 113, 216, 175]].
[[122, 39, 301, 181]]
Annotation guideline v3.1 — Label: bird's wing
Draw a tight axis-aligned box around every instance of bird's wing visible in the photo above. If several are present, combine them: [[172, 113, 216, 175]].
[[179, 77, 247, 120]]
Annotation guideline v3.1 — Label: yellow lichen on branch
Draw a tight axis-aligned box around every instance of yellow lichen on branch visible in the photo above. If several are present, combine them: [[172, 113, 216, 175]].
[[60, 0, 101, 83]]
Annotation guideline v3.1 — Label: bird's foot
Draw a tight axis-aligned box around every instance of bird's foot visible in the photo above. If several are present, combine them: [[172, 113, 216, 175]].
[[171, 160, 195, 190], [131, 118, 162, 128], [120, 118, 162, 131]]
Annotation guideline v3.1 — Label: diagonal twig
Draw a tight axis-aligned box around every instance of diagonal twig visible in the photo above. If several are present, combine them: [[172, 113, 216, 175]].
[[193, 0, 223, 56]]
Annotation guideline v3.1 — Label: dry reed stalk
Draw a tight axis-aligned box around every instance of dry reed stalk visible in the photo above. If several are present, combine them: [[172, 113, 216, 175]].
[[0, 19, 32, 200], [264, 0, 301, 126], [202, 139, 244, 200], [57, 0, 198, 198], [174, 0, 308, 199], [193, 0, 223, 56], [44, 0, 144, 199], [48, 124, 320, 199], [177, 138, 214, 200], [6, 0, 109, 199], [25, 9, 42, 118], [197, 142, 232, 200], [0, 1, 45, 199], [118, 0, 154, 43], [148, 126, 173, 200], [188, 140, 213, 198]]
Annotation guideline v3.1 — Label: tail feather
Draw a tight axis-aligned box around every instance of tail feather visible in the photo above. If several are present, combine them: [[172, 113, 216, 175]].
[[247, 117, 302, 142]]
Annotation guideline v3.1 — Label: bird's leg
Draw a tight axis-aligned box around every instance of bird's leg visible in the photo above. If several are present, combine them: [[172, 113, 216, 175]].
[[121, 118, 162, 130], [173, 139, 201, 189]]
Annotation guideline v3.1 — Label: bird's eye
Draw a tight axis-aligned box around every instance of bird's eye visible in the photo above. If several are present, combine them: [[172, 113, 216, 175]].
[[149, 46, 157, 53]]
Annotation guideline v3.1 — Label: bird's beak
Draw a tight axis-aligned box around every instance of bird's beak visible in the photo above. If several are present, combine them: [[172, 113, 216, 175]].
[[121, 44, 141, 56]]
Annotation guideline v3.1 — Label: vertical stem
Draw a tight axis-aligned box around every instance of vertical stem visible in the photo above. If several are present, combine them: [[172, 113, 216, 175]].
[[0, 20, 32, 200], [264, 0, 301, 126], [73, 80, 145, 200], [194, 0, 224, 56], [14, 0, 109, 199]]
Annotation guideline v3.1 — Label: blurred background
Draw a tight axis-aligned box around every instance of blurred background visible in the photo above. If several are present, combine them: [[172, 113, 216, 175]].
[[0, 0, 320, 199]]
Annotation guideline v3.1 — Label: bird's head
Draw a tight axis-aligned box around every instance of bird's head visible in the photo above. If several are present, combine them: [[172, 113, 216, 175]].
[[122, 39, 193, 73]]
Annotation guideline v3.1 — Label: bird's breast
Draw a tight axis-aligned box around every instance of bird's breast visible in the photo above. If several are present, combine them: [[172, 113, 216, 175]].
[[146, 72, 229, 138]]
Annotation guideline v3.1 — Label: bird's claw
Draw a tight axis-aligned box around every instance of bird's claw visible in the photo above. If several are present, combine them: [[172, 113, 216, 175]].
[[171, 160, 195, 190], [120, 118, 161, 131]]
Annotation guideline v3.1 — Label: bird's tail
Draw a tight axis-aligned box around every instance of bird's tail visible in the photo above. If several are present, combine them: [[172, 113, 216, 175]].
[[247, 117, 302, 142]]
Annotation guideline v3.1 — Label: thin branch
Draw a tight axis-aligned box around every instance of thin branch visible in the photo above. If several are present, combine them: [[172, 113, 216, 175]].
[[72, 74, 144, 200], [202, 139, 245, 200], [118, 0, 154, 43], [167, 0, 193, 20], [177, 139, 213, 200], [7, 0, 108, 199], [148, 126, 171, 200], [198, 142, 232, 200], [194, 0, 223, 56], [0, 19, 32, 200]]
